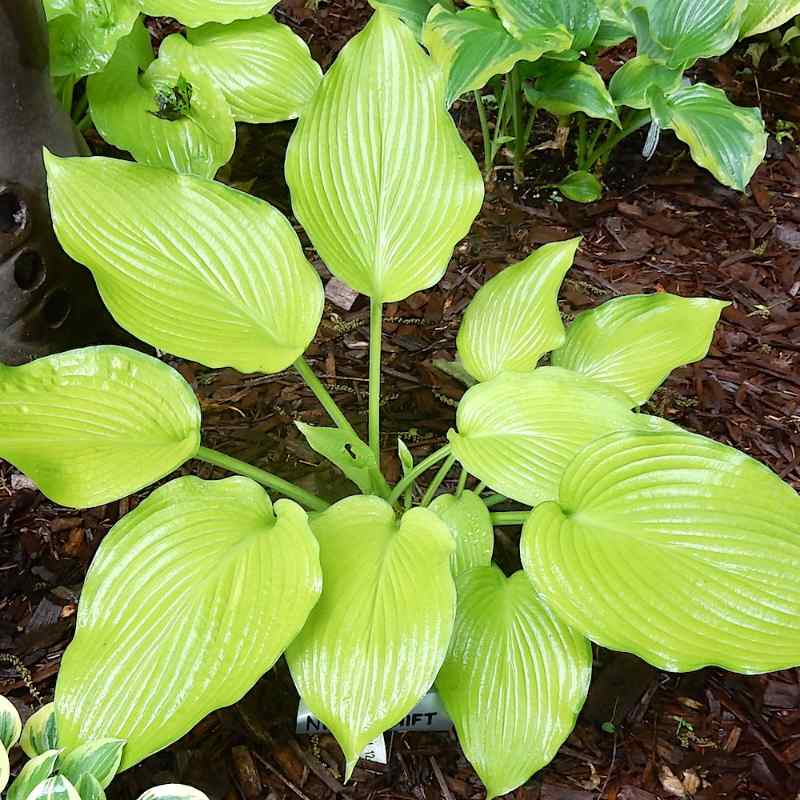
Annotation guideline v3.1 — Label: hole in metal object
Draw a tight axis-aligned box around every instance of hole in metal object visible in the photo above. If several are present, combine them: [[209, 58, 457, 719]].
[[13, 250, 46, 290], [42, 288, 71, 328], [0, 191, 28, 235]]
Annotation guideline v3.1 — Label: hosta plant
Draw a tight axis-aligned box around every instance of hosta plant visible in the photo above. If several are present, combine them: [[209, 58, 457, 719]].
[[2, 8, 800, 799]]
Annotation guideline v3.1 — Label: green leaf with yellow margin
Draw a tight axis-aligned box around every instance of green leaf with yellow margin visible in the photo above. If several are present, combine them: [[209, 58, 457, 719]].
[[285, 9, 484, 302], [608, 55, 683, 109], [140, 0, 279, 27], [55, 476, 322, 770], [429, 491, 493, 576], [135, 787, 209, 800], [740, 0, 800, 36], [492, 0, 599, 55], [74, 775, 106, 800], [370, 0, 455, 40], [7, 751, 62, 800], [527, 61, 620, 124], [0, 696, 22, 750], [59, 739, 126, 789], [20, 705, 58, 759], [522, 429, 800, 672], [286, 496, 456, 778], [22, 776, 80, 800]]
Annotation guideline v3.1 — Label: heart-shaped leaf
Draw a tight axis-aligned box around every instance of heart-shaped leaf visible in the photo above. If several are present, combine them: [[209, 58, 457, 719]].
[[429, 491, 493, 576], [740, 0, 800, 37], [141, 0, 279, 26], [285, 9, 484, 302], [493, 0, 599, 55], [559, 171, 603, 202], [59, 739, 126, 789], [20, 705, 58, 759], [6, 751, 62, 800], [0, 696, 21, 750], [449, 367, 669, 506], [286, 496, 456, 777], [45, 153, 324, 375], [527, 61, 620, 124], [88, 22, 236, 178], [457, 239, 578, 382], [23, 776, 80, 800], [608, 55, 683, 109], [74, 775, 106, 800], [551, 293, 728, 405], [136, 787, 209, 800], [56, 476, 322, 770], [0, 347, 200, 508], [437, 567, 591, 799], [648, 83, 767, 192]]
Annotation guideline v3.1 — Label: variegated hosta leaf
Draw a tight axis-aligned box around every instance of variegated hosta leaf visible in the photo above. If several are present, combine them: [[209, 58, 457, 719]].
[[87, 22, 235, 179], [286, 496, 456, 777], [45, 153, 324, 375], [649, 83, 767, 192], [56, 476, 322, 770], [0, 347, 200, 509], [6, 751, 62, 800], [437, 567, 591, 799], [20, 705, 58, 759], [429, 491, 494, 577], [370, 0, 455, 40], [522, 430, 800, 672], [1, 742, 8, 794], [74, 775, 106, 800], [0, 696, 22, 750], [457, 239, 578, 382], [22, 776, 81, 800], [136, 786, 210, 800], [608, 55, 683, 109], [448, 367, 669, 506], [626, 0, 746, 69], [551, 293, 728, 406], [527, 61, 620, 124], [740, 0, 800, 37], [423, 5, 572, 107], [59, 739, 126, 789], [285, 9, 484, 302], [141, 0, 279, 26]]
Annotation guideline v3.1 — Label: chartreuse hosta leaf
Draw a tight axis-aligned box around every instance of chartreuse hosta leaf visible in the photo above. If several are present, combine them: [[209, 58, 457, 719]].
[[437, 567, 591, 799], [24, 776, 81, 800], [429, 491, 493, 576], [741, 0, 800, 37], [74, 775, 106, 800], [56, 476, 322, 769], [287, 496, 456, 777], [608, 55, 683, 109], [370, 0, 455, 40], [140, 0, 278, 26], [423, 6, 572, 108], [457, 239, 579, 383], [285, 9, 484, 302], [88, 21, 235, 179], [449, 367, 672, 506], [0, 347, 200, 508], [648, 83, 767, 192], [527, 62, 620, 125], [6, 751, 62, 800], [136, 786, 209, 800], [20, 705, 58, 759], [45, 154, 323, 375], [626, 0, 746, 69], [522, 430, 800, 672], [551, 293, 728, 406], [59, 739, 126, 789]]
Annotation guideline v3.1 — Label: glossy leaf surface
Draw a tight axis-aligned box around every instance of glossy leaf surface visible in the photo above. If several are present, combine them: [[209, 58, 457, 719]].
[[437, 567, 591, 799], [740, 0, 800, 36], [0, 347, 200, 509], [285, 10, 483, 302], [23, 776, 80, 800], [140, 0, 279, 26], [136, 787, 209, 800], [20, 705, 58, 759], [46, 153, 324, 375], [608, 55, 683, 109], [429, 491, 493, 577], [287, 496, 456, 776], [56, 477, 322, 770], [0, 696, 21, 750], [522, 430, 800, 672], [595, 0, 633, 46], [59, 739, 125, 789], [449, 367, 666, 506], [457, 239, 579, 383], [559, 171, 602, 202], [493, 0, 600, 54], [551, 293, 727, 405], [528, 62, 619, 124], [6, 751, 61, 800]]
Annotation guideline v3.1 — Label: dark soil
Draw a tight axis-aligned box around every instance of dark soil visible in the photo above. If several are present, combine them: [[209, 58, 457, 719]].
[[2, 4, 800, 799]]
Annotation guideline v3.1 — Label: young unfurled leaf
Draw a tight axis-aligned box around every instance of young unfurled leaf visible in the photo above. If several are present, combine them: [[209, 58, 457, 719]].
[[740, 0, 800, 36], [0, 696, 22, 750], [437, 567, 591, 799], [559, 171, 603, 203], [522, 430, 800, 672], [648, 83, 766, 192], [87, 22, 235, 179], [59, 739, 126, 789], [527, 62, 620, 125], [608, 55, 683, 109], [56, 477, 322, 770], [448, 367, 667, 506], [423, 5, 572, 107], [285, 10, 484, 302], [74, 775, 106, 800], [457, 239, 579, 383], [6, 751, 61, 800], [140, 0, 279, 26], [45, 153, 324, 375], [22, 776, 81, 800], [135, 786, 209, 800], [0, 347, 200, 508], [492, 0, 599, 55], [20, 705, 58, 759], [286, 496, 456, 777], [429, 491, 493, 577], [370, 0, 455, 40]]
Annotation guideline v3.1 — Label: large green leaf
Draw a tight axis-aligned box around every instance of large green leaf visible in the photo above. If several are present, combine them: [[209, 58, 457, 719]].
[[457, 239, 578, 383], [522, 429, 800, 672], [740, 0, 800, 36], [448, 367, 670, 506], [87, 22, 235, 179], [649, 83, 767, 192], [527, 61, 620, 124], [285, 9, 484, 302], [423, 5, 572, 107], [437, 567, 591, 799], [45, 153, 324, 375], [608, 55, 683, 109], [0, 347, 200, 508], [56, 476, 322, 770], [44, 0, 140, 78], [370, 0, 455, 40], [551, 293, 728, 406], [626, 0, 746, 68], [594, 0, 634, 46], [286, 496, 456, 777], [140, 0, 279, 26], [429, 491, 493, 577]]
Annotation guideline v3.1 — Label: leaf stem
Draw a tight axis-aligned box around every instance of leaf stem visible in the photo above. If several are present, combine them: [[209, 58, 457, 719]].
[[474, 481, 486, 495], [586, 109, 651, 169], [196, 446, 329, 512], [456, 468, 468, 497], [474, 90, 492, 176], [388, 445, 452, 507], [369, 297, 383, 463], [490, 511, 531, 526], [484, 493, 510, 508], [421, 454, 456, 507]]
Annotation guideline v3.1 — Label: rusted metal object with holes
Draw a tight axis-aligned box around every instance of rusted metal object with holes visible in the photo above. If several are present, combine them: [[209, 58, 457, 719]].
[[0, 0, 120, 364]]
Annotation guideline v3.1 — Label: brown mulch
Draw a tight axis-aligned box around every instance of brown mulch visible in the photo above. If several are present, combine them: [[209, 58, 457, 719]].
[[2, 3, 800, 799]]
